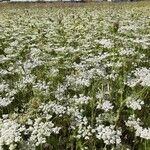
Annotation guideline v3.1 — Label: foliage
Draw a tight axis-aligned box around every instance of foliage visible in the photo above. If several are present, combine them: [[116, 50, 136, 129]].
[[0, 2, 150, 150]]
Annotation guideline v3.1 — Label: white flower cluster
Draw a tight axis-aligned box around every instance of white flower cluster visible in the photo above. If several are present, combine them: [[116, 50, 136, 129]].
[[33, 80, 50, 95], [65, 53, 109, 89], [22, 58, 42, 73], [0, 82, 17, 107], [126, 115, 141, 129], [95, 125, 121, 145], [74, 116, 93, 140], [27, 117, 61, 147], [134, 68, 150, 87], [127, 68, 150, 87], [21, 74, 35, 85], [119, 48, 136, 56], [39, 102, 66, 116], [126, 97, 144, 110], [54, 84, 67, 101], [77, 124, 92, 140], [0, 116, 25, 150], [126, 115, 150, 140], [66, 74, 91, 88], [97, 100, 114, 112], [96, 39, 113, 49], [71, 94, 91, 105], [136, 126, 150, 140]]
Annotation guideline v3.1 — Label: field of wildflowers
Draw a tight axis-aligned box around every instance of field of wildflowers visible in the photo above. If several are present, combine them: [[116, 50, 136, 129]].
[[0, 2, 150, 150]]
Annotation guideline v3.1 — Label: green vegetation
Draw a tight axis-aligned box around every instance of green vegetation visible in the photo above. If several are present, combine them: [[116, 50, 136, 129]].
[[0, 2, 150, 150]]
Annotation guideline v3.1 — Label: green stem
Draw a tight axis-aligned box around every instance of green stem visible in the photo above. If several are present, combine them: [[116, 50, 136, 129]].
[[145, 140, 147, 150]]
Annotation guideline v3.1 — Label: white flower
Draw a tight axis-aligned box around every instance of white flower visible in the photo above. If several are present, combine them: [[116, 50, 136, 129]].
[[0, 82, 17, 107], [127, 68, 150, 87], [71, 94, 91, 105], [96, 39, 113, 49], [126, 115, 150, 140], [39, 102, 66, 117], [134, 68, 150, 87], [119, 48, 136, 56], [136, 127, 150, 140], [97, 100, 114, 112], [126, 115, 141, 129], [95, 125, 121, 145], [0, 118, 24, 149], [27, 118, 61, 146], [126, 97, 144, 110], [33, 80, 49, 95], [96, 92, 103, 99]]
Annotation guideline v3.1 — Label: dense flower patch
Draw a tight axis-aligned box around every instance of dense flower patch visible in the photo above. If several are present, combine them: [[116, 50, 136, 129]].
[[0, 3, 150, 150]]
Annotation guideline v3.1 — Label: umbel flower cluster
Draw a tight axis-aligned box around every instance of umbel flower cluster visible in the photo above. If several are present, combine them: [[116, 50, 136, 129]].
[[0, 3, 150, 150]]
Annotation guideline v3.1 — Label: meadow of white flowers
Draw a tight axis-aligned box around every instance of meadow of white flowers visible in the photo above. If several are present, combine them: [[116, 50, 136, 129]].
[[0, 2, 150, 150]]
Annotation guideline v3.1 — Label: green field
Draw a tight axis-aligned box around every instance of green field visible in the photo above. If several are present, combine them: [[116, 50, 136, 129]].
[[0, 2, 150, 150]]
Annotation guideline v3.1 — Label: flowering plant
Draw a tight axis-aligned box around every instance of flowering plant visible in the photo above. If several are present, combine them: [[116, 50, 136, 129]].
[[0, 2, 150, 150]]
